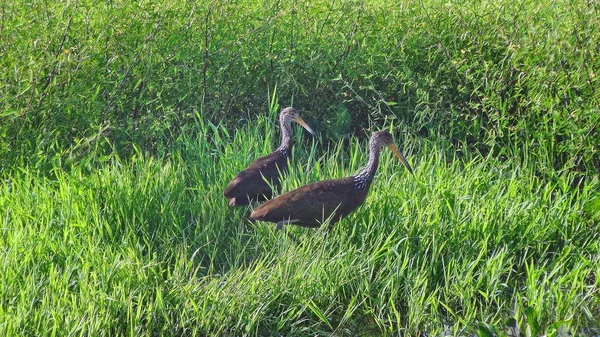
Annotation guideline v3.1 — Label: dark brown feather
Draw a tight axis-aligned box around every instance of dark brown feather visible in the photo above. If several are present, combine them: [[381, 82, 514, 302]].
[[224, 151, 288, 206], [224, 107, 314, 207], [249, 177, 369, 227]]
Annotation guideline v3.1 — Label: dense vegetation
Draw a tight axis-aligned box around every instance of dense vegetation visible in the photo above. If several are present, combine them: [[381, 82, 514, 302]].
[[2, 0, 599, 173], [2, 119, 599, 335], [1, 0, 599, 336]]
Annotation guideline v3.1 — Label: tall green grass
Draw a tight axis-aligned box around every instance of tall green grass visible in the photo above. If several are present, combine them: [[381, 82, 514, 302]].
[[1, 0, 599, 173], [1, 115, 598, 336]]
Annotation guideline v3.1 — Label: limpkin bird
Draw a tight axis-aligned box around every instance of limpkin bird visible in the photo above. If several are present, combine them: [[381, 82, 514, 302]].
[[249, 131, 413, 231], [224, 107, 315, 206]]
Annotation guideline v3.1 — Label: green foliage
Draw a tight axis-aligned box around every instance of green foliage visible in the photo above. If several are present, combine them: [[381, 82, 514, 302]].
[[1, 0, 599, 335], [1, 119, 599, 336], [1, 0, 599, 174]]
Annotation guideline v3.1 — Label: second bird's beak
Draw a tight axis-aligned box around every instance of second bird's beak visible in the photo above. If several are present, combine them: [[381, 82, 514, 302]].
[[295, 117, 316, 136], [387, 144, 413, 174]]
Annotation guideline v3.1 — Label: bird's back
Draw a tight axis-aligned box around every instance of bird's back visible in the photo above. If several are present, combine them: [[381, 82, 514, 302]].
[[249, 176, 368, 227], [224, 151, 288, 205]]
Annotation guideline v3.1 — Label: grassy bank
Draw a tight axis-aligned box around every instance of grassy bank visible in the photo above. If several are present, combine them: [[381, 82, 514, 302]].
[[1, 118, 599, 335]]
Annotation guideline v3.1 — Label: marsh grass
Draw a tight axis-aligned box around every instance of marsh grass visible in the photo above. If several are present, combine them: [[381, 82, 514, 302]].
[[1, 115, 598, 336]]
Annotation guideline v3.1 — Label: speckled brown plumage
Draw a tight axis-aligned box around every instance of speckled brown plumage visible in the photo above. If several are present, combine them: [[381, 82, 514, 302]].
[[249, 131, 413, 227], [224, 107, 314, 206]]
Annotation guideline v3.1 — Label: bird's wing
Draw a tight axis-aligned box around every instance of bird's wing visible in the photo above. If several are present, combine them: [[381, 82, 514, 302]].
[[223, 152, 286, 197], [251, 178, 354, 224], [287, 181, 346, 220]]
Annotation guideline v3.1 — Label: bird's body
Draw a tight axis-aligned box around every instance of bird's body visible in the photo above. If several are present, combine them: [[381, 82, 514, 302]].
[[224, 149, 289, 206], [249, 131, 413, 228], [224, 107, 314, 206], [248, 177, 368, 227]]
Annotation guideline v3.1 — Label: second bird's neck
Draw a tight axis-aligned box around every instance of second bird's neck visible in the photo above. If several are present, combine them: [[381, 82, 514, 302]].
[[353, 145, 381, 190]]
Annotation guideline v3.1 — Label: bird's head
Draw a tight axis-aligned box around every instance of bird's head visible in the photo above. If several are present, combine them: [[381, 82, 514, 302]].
[[371, 130, 413, 174], [280, 107, 315, 135]]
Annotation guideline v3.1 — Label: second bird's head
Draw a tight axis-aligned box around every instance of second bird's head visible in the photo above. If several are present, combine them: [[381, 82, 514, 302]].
[[280, 107, 315, 136], [371, 130, 414, 174]]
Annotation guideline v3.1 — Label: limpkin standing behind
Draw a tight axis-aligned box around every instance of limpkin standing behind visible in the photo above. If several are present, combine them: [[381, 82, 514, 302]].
[[249, 131, 413, 230], [224, 107, 315, 206]]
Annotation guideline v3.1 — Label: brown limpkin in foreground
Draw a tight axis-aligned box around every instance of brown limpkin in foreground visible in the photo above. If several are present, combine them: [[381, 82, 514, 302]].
[[224, 107, 315, 206], [249, 131, 413, 231]]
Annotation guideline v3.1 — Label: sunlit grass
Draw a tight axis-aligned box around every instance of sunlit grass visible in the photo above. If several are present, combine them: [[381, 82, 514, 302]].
[[1, 116, 598, 336], [2, 0, 599, 335]]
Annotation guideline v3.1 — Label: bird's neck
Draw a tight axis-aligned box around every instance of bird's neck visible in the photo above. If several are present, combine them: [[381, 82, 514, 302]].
[[276, 120, 293, 156], [353, 144, 381, 190]]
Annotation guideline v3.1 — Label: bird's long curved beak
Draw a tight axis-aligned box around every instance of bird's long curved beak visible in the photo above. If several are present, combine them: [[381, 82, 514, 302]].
[[295, 117, 316, 136], [387, 144, 413, 174]]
